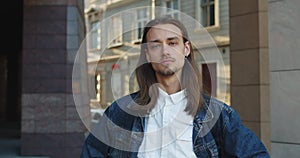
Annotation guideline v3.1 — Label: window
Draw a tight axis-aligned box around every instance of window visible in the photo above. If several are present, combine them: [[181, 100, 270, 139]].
[[111, 64, 122, 99], [135, 8, 148, 41], [106, 0, 122, 5], [108, 15, 122, 46], [90, 21, 100, 49], [196, 0, 219, 27], [95, 74, 101, 101], [201, 0, 215, 27], [164, 0, 180, 19]]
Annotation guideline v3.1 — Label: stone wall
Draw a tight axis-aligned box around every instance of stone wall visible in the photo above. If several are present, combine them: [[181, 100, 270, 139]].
[[269, 0, 300, 157], [21, 0, 88, 157]]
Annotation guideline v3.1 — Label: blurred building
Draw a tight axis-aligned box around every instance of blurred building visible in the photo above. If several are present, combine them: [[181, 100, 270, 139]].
[[0, 0, 88, 157], [1, 0, 299, 157]]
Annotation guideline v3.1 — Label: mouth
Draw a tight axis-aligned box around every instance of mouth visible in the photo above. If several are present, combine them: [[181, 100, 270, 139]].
[[160, 58, 175, 65]]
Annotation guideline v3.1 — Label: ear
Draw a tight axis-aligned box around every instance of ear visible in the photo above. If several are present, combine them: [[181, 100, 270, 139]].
[[184, 41, 191, 57]]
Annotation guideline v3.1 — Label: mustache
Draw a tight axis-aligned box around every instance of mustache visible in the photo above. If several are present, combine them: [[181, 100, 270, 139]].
[[159, 57, 176, 62]]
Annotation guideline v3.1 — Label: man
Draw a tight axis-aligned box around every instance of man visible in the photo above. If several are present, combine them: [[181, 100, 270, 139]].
[[81, 16, 270, 157]]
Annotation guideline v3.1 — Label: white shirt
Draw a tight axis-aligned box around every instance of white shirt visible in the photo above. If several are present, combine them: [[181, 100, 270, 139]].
[[138, 88, 197, 158]]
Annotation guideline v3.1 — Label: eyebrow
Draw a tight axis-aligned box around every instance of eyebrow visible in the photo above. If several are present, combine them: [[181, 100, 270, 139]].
[[167, 37, 179, 41], [149, 39, 161, 43], [149, 36, 180, 43]]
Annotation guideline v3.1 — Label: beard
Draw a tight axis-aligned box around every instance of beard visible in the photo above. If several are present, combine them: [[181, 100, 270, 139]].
[[156, 64, 177, 76]]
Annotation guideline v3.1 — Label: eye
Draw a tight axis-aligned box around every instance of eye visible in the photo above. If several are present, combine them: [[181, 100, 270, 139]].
[[169, 41, 178, 46], [149, 43, 162, 50]]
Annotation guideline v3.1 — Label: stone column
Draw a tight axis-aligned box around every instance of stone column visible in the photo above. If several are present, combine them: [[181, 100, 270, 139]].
[[21, 0, 89, 157], [229, 0, 270, 151], [100, 70, 107, 108]]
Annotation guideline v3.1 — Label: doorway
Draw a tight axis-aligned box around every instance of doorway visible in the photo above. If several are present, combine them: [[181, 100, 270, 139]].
[[202, 62, 217, 97], [0, 0, 23, 140]]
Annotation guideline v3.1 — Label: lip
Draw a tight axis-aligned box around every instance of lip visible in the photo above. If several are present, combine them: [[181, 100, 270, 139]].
[[160, 59, 174, 64], [160, 58, 175, 64]]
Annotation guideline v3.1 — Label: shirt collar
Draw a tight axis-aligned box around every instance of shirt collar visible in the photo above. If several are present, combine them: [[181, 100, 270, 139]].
[[157, 87, 187, 105]]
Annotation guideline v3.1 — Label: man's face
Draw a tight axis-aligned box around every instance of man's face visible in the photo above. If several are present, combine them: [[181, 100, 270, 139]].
[[145, 24, 190, 77]]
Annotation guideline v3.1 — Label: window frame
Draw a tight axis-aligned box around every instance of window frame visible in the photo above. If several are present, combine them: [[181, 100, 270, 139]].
[[89, 20, 100, 50], [162, 0, 181, 20], [132, 7, 149, 43], [195, 0, 220, 31], [108, 15, 123, 47]]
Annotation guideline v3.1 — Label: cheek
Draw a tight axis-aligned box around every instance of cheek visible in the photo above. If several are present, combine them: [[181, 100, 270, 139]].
[[176, 53, 185, 61], [176, 53, 186, 64], [147, 54, 161, 62], [178, 57, 185, 67]]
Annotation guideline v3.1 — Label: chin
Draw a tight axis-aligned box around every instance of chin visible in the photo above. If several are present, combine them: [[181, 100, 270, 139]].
[[158, 68, 177, 76]]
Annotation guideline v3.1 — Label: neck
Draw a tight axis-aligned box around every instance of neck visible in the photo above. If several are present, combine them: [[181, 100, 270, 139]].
[[156, 73, 182, 94]]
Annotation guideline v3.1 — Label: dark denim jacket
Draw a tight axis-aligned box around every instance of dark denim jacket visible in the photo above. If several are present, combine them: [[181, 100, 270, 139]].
[[81, 92, 270, 158]]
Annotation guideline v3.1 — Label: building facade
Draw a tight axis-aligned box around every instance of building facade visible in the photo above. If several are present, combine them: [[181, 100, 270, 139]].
[[2, 0, 299, 157]]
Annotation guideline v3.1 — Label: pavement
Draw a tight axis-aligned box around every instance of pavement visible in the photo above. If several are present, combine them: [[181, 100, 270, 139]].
[[0, 121, 49, 158]]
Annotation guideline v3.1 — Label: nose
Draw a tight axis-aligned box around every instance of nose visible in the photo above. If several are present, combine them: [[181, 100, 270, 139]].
[[162, 43, 171, 56]]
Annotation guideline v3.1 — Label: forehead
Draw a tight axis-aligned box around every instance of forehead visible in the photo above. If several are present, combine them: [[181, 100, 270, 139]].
[[146, 24, 183, 41]]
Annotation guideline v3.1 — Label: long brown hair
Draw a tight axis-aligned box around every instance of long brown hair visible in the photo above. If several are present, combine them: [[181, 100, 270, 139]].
[[135, 16, 203, 117]]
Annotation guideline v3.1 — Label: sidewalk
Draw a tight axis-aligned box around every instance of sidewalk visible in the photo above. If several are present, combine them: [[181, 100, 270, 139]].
[[0, 138, 48, 158], [0, 122, 49, 158]]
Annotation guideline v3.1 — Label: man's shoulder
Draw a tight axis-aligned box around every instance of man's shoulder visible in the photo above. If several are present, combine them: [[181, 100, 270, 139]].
[[196, 94, 235, 123], [202, 94, 233, 113], [203, 94, 234, 113], [110, 91, 140, 108], [105, 91, 140, 116], [103, 91, 141, 128], [118, 91, 140, 102]]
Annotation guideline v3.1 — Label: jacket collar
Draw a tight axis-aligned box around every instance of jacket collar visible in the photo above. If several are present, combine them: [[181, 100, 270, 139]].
[[194, 94, 214, 123]]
